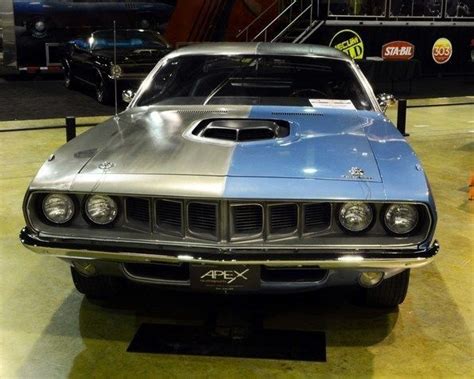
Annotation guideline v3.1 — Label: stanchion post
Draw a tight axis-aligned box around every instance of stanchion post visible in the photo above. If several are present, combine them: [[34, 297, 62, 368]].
[[65, 116, 76, 142], [397, 99, 409, 137]]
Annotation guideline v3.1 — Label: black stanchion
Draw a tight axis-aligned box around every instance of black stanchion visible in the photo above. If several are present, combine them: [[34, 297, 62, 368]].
[[397, 99, 409, 137], [65, 116, 76, 142]]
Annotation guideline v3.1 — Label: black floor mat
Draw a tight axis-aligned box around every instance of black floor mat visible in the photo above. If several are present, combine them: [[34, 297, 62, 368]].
[[127, 323, 326, 362]]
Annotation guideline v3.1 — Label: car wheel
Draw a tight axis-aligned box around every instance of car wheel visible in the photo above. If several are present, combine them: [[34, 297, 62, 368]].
[[71, 267, 124, 299], [95, 76, 112, 104], [364, 269, 410, 307]]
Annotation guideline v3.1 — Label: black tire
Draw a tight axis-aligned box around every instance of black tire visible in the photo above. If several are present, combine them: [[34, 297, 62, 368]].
[[364, 269, 410, 307], [95, 75, 112, 104], [71, 267, 124, 299]]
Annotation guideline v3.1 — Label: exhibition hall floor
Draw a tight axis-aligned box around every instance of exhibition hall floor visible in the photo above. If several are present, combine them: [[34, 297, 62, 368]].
[[0, 98, 473, 377]]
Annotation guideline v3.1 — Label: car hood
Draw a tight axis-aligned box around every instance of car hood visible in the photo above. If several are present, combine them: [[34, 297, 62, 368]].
[[76, 105, 382, 182]]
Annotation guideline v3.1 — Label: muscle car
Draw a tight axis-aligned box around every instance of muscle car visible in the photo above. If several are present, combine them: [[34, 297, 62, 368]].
[[20, 43, 439, 307], [63, 29, 171, 103]]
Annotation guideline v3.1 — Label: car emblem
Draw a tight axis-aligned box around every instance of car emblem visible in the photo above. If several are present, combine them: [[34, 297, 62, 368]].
[[349, 167, 365, 178], [98, 161, 114, 170]]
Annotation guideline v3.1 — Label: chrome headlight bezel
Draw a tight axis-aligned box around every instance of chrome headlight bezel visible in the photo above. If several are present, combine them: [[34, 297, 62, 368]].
[[383, 203, 420, 235], [84, 194, 119, 226], [338, 202, 375, 233], [41, 193, 76, 225]]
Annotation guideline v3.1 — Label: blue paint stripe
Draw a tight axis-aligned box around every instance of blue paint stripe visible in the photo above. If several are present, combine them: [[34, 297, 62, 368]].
[[223, 106, 387, 200]]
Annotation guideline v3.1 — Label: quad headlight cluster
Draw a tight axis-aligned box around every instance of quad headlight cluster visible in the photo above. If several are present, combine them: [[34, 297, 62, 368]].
[[338, 201, 419, 235], [41, 194, 118, 226]]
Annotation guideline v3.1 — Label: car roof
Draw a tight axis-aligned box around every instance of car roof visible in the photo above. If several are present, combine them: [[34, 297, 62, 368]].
[[166, 42, 351, 62]]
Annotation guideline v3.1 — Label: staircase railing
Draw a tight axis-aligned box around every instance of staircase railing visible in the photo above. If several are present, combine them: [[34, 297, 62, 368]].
[[270, 1, 313, 42], [235, 0, 279, 42], [251, 0, 298, 42], [294, 19, 325, 44], [237, 0, 323, 44]]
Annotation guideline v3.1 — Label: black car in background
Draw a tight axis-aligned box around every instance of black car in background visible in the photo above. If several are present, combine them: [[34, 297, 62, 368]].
[[63, 29, 171, 103]]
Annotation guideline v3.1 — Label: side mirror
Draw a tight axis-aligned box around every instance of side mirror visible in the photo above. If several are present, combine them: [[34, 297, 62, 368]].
[[377, 93, 396, 113], [122, 89, 135, 104]]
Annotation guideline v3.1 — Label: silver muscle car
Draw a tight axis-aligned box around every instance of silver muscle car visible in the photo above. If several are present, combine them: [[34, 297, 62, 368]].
[[20, 43, 439, 307]]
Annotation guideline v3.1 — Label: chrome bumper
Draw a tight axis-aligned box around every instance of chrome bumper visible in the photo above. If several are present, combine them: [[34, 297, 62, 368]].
[[20, 228, 439, 269]]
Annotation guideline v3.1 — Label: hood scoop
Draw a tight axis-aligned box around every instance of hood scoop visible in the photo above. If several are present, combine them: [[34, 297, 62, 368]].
[[192, 119, 290, 142]]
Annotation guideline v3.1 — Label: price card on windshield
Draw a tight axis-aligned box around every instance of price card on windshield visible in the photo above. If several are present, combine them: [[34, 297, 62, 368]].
[[309, 99, 356, 110]]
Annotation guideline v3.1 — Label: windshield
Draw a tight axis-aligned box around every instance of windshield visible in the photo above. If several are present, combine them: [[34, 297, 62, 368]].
[[136, 55, 373, 110], [90, 30, 168, 51]]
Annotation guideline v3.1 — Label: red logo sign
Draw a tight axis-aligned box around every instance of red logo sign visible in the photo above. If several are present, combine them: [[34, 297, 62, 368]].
[[382, 41, 415, 61]]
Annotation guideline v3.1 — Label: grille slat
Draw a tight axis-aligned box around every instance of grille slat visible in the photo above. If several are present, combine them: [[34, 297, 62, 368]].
[[304, 203, 331, 232], [269, 204, 298, 234], [188, 202, 218, 237], [233, 205, 263, 235], [156, 200, 182, 233], [126, 198, 150, 225]]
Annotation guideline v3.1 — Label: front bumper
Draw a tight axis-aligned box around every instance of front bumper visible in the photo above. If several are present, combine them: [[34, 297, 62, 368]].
[[20, 227, 439, 270]]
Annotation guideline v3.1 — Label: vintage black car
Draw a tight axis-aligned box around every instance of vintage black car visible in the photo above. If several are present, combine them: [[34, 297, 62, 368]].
[[63, 29, 172, 103]]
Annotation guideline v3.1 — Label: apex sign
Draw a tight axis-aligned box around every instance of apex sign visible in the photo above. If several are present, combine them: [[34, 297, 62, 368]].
[[382, 41, 415, 61]]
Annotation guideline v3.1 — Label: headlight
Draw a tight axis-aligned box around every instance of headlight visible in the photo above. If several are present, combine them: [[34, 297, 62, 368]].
[[384, 204, 419, 235], [85, 195, 118, 225], [110, 64, 122, 79], [338, 202, 373, 232], [42, 193, 75, 224]]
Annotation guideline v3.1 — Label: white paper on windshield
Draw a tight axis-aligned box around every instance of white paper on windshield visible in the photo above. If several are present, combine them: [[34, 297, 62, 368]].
[[309, 99, 356, 110]]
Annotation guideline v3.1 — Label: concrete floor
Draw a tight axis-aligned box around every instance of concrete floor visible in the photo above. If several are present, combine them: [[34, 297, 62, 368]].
[[0, 98, 473, 377]]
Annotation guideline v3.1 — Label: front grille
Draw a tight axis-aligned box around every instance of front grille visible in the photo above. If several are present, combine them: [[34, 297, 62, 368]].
[[156, 200, 182, 233], [126, 197, 150, 224], [188, 202, 218, 237], [269, 204, 298, 234], [232, 205, 263, 235], [122, 198, 332, 242], [304, 203, 331, 233]]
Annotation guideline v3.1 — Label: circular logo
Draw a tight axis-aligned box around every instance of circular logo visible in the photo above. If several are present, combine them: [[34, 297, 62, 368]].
[[432, 38, 452, 64], [329, 29, 364, 60], [110, 64, 123, 79]]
